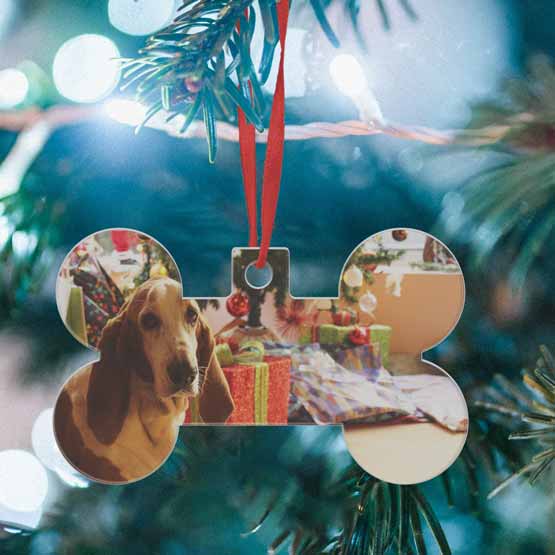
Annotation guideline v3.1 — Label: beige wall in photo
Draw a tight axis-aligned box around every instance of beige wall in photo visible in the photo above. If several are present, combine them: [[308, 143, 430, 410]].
[[342, 272, 464, 355]]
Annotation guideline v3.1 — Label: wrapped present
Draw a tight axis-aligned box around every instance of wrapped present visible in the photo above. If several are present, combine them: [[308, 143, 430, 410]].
[[83, 297, 111, 347], [66, 255, 126, 347], [186, 341, 291, 424], [334, 344, 382, 380], [369, 324, 391, 368], [289, 346, 416, 425], [299, 323, 392, 367], [299, 324, 356, 346], [70, 255, 124, 318]]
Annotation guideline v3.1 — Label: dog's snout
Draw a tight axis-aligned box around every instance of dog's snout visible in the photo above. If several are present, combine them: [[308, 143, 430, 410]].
[[167, 358, 197, 389]]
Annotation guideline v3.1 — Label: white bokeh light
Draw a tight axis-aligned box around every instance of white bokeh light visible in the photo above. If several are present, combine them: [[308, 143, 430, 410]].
[[0, 450, 48, 512], [329, 54, 367, 98], [31, 409, 68, 472], [31, 409, 88, 488], [104, 98, 147, 126], [53, 34, 121, 103], [0, 68, 29, 108], [108, 0, 176, 36]]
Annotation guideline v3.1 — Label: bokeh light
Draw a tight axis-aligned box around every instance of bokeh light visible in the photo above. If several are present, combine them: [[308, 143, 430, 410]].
[[108, 0, 176, 36], [0, 68, 29, 109], [31, 408, 70, 473], [53, 34, 121, 103], [104, 98, 147, 126], [32, 408, 88, 488], [0, 450, 48, 512], [329, 54, 367, 97]]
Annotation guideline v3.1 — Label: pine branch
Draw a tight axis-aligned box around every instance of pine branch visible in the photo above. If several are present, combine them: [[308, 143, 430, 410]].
[[124, 0, 421, 161], [441, 55, 555, 287], [122, 0, 262, 162], [469, 346, 555, 499]]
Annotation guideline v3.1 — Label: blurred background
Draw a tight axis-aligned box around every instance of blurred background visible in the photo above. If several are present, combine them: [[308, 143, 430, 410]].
[[1, 1, 555, 554]]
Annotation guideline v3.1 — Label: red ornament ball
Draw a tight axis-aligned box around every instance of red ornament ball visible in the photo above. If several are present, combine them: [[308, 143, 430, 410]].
[[226, 291, 250, 318], [392, 229, 408, 242], [332, 309, 357, 326], [349, 326, 369, 346]]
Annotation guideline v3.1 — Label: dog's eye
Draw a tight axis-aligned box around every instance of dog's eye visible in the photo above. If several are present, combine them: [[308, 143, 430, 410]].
[[185, 307, 198, 325], [141, 312, 160, 330]]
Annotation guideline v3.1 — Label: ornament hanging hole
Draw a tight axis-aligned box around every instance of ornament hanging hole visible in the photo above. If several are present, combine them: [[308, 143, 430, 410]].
[[245, 262, 273, 289]]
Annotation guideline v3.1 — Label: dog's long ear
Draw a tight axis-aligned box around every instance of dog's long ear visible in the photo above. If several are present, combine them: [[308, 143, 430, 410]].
[[87, 286, 155, 445], [196, 315, 234, 423], [87, 307, 130, 445]]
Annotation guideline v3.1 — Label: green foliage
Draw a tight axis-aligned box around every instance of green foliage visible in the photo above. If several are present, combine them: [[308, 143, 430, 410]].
[[124, 0, 419, 162], [472, 346, 555, 498], [341, 243, 403, 304], [122, 0, 272, 163], [443, 56, 555, 288], [0, 427, 455, 555], [0, 183, 63, 319], [132, 236, 180, 289]]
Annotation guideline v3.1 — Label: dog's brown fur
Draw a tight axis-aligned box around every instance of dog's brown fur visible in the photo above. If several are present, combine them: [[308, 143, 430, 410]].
[[54, 277, 234, 483]]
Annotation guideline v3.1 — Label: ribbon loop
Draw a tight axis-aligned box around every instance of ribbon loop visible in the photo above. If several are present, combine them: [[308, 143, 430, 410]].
[[237, 0, 289, 267]]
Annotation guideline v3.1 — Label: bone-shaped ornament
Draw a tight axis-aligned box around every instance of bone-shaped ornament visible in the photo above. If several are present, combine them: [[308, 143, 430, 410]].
[[54, 228, 467, 485]]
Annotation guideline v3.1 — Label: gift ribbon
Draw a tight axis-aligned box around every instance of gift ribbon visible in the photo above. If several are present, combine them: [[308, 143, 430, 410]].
[[215, 339, 265, 366], [214, 340, 269, 424], [237, 0, 289, 268], [254, 362, 269, 423]]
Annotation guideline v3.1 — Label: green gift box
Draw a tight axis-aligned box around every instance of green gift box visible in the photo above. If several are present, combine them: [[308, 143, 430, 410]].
[[369, 324, 391, 368], [299, 323, 392, 367], [299, 324, 355, 346]]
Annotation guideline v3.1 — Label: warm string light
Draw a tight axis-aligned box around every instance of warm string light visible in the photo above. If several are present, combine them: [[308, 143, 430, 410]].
[[329, 53, 384, 126]]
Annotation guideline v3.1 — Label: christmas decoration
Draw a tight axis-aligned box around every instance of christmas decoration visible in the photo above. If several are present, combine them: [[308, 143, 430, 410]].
[[331, 307, 358, 326], [392, 229, 408, 241], [110, 229, 139, 252], [216, 335, 240, 354], [226, 248, 289, 335], [225, 290, 250, 318], [188, 341, 291, 424], [340, 237, 403, 303], [149, 261, 169, 278], [133, 234, 180, 288], [348, 325, 369, 346], [343, 264, 364, 288], [359, 291, 378, 315], [2, 5, 555, 555], [275, 299, 311, 338]]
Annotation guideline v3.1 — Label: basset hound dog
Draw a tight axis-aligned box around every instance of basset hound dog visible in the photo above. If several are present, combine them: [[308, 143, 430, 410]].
[[54, 277, 234, 483]]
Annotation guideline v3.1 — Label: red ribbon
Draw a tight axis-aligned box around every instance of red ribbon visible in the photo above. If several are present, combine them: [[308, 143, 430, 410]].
[[237, 0, 289, 268]]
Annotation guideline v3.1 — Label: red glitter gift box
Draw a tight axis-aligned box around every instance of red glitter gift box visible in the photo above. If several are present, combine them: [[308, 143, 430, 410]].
[[186, 355, 291, 424]]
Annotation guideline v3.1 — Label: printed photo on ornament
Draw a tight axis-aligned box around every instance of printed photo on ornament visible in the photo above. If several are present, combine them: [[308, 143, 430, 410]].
[[53, 228, 467, 485], [54, 230, 234, 483]]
